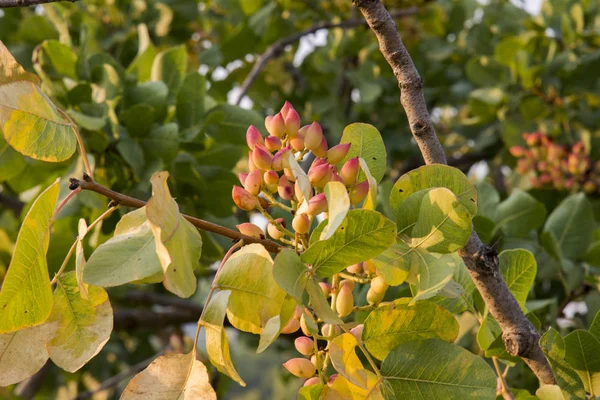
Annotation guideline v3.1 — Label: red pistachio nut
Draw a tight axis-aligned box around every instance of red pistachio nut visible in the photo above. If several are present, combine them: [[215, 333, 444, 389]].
[[252, 145, 273, 170], [336, 283, 354, 317], [307, 193, 327, 217], [326, 143, 351, 164], [272, 147, 291, 171], [236, 222, 265, 238], [292, 213, 310, 234], [267, 218, 286, 240], [312, 136, 328, 158], [265, 135, 282, 152], [246, 125, 264, 150], [232, 186, 257, 211], [339, 157, 359, 186], [283, 358, 316, 379], [278, 175, 295, 200], [280, 100, 294, 119], [349, 180, 369, 205], [294, 337, 315, 356], [304, 121, 323, 151], [285, 109, 301, 138], [265, 112, 285, 138]]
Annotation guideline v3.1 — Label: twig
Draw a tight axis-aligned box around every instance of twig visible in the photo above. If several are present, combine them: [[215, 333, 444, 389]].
[[0, 0, 75, 7], [493, 356, 515, 400], [352, 0, 555, 386], [68, 174, 282, 253], [234, 7, 421, 105]]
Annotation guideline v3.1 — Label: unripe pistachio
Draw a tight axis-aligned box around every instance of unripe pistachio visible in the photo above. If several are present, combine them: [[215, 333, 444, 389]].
[[236, 222, 265, 239], [363, 260, 377, 274], [307, 193, 328, 217], [246, 125, 264, 150], [284, 167, 296, 182], [572, 142, 585, 154], [349, 180, 369, 205], [336, 283, 354, 317], [298, 124, 310, 136], [303, 377, 321, 387], [295, 181, 312, 203], [289, 134, 305, 152], [339, 157, 359, 186], [281, 317, 300, 334], [516, 159, 531, 174], [346, 263, 363, 274], [340, 279, 355, 291], [509, 146, 526, 158], [252, 145, 273, 170], [264, 169, 279, 185], [310, 354, 317, 367], [331, 172, 344, 183], [350, 324, 364, 342], [278, 175, 294, 200], [326, 143, 351, 165], [283, 358, 316, 379], [312, 136, 328, 158], [321, 324, 339, 338], [266, 113, 285, 138], [308, 163, 332, 188], [539, 174, 551, 184], [244, 169, 263, 195], [310, 157, 327, 169], [294, 337, 315, 356], [300, 314, 311, 336], [232, 186, 257, 211], [318, 281, 332, 297], [238, 172, 248, 186], [370, 276, 389, 294], [248, 151, 258, 171], [292, 213, 310, 234], [293, 305, 303, 319], [285, 109, 301, 137], [272, 147, 291, 171], [304, 122, 323, 150], [366, 287, 385, 305], [280, 100, 294, 119], [524, 132, 543, 147], [267, 218, 286, 240], [265, 135, 282, 152]]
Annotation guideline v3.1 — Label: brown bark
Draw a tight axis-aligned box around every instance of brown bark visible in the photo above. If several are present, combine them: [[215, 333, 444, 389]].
[[0, 0, 75, 7], [352, 0, 555, 386]]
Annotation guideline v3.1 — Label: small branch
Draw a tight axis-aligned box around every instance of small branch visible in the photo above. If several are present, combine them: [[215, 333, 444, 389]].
[[68, 174, 282, 253], [0, 0, 75, 7], [493, 357, 515, 400], [234, 7, 421, 105]]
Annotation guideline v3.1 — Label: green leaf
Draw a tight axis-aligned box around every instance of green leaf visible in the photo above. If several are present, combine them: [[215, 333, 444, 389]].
[[299, 384, 325, 400], [371, 240, 411, 286], [177, 73, 206, 133], [390, 164, 477, 218], [141, 123, 179, 163], [215, 244, 286, 334], [46, 272, 113, 373], [363, 299, 459, 360], [75, 219, 88, 299], [407, 250, 461, 303], [120, 104, 154, 138], [35, 40, 77, 80], [151, 45, 187, 99], [540, 328, 586, 400], [204, 104, 264, 146], [543, 193, 596, 260], [499, 249, 537, 308], [431, 257, 475, 314], [200, 290, 245, 386], [590, 310, 600, 341], [273, 248, 310, 304], [305, 278, 342, 324], [84, 207, 163, 287], [122, 352, 216, 399], [0, 43, 77, 162], [493, 189, 547, 237], [320, 181, 350, 240], [125, 81, 168, 119], [338, 123, 387, 182], [380, 339, 496, 399], [564, 330, 600, 395], [358, 157, 378, 210], [475, 181, 500, 220], [0, 179, 59, 333], [127, 24, 157, 82], [0, 133, 26, 181], [329, 333, 368, 389], [301, 210, 396, 278], [537, 385, 567, 400]]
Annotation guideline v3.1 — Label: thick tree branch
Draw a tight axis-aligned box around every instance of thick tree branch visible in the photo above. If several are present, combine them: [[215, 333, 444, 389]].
[[352, 0, 555, 386], [68, 174, 282, 254], [234, 7, 421, 105], [0, 0, 75, 7]]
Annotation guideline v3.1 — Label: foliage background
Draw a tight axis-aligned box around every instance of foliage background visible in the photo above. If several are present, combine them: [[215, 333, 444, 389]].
[[0, 0, 599, 398]]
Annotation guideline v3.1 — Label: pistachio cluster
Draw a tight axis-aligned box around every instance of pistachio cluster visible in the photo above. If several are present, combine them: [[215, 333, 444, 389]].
[[510, 132, 600, 193], [231, 101, 369, 243]]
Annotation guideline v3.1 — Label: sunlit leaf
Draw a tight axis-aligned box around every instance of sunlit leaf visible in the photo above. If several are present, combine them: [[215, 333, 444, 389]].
[[358, 157, 377, 210], [273, 248, 310, 304], [325, 373, 384, 400], [339, 123, 387, 182], [537, 385, 567, 400], [127, 24, 156, 82], [75, 218, 88, 299], [499, 249, 536, 308], [329, 333, 369, 389], [371, 240, 411, 286], [320, 181, 350, 240], [540, 328, 585, 400], [306, 278, 342, 324], [493, 189, 546, 237], [564, 330, 600, 395], [151, 45, 187, 99], [407, 250, 461, 303]]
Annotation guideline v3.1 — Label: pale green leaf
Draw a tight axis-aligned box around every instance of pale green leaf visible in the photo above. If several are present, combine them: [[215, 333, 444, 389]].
[[127, 24, 157, 82], [371, 240, 411, 286], [499, 249, 536, 308], [339, 123, 387, 182], [590, 310, 600, 341], [35, 39, 77, 80], [306, 278, 342, 324], [407, 250, 462, 303], [358, 157, 377, 210], [363, 299, 459, 360], [475, 181, 500, 220], [0, 180, 59, 333], [540, 328, 585, 400], [537, 385, 566, 400], [493, 189, 546, 237], [273, 248, 310, 304], [0, 133, 26, 181], [564, 330, 600, 395], [288, 151, 311, 208], [320, 181, 350, 240], [151, 45, 187, 99], [177, 72, 205, 132], [329, 333, 368, 389]]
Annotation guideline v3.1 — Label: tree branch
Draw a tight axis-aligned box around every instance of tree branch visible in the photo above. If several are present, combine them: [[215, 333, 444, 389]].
[[68, 174, 282, 254], [0, 0, 75, 7], [352, 0, 555, 386], [234, 7, 421, 105]]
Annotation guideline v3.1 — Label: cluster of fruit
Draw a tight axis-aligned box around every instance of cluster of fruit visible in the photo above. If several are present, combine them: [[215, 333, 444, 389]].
[[231, 101, 369, 241], [510, 132, 600, 193]]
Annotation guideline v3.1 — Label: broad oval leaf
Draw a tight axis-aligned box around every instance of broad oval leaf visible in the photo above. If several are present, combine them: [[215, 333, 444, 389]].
[[380, 339, 496, 399], [301, 210, 396, 278], [371, 240, 411, 286], [121, 352, 216, 400], [306, 278, 342, 324], [273, 248, 310, 304], [363, 299, 459, 360], [390, 164, 477, 218], [540, 328, 585, 400], [151, 45, 187, 99], [537, 385, 567, 400], [329, 333, 368, 389], [0, 179, 59, 333], [407, 251, 463, 303], [320, 181, 350, 240], [499, 249, 536, 308], [493, 189, 546, 237], [564, 330, 600, 395], [46, 272, 113, 373], [338, 123, 387, 182], [325, 373, 384, 400]]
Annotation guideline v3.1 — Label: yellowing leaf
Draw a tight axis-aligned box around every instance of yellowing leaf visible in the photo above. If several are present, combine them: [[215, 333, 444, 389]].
[[358, 157, 377, 210], [46, 272, 113, 373], [121, 352, 216, 400], [329, 333, 368, 389], [146, 171, 202, 298], [0, 42, 77, 162], [320, 181, 350, 240], [325, 372, 384, 400], [0, 179, 59, 333]]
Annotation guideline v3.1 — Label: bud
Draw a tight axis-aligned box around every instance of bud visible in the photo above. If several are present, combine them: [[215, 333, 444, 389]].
[[307, 193, 328, 217], [294, 337, 315, 356], [289, 134, 305, 152], [265, 135, 282, 152], [264, 170, 279, 186], [336, 283, 354, 317], [340, 279, 355, 291], [313, 136, 328, 158], [272, 147, 291, 171], [236, 223, 265, 239], [267, 218, 286, 240], [326, 143, 351, 165], [509, 146, 526, 158], [367, 287, 385, 305], [303, 377, 320, 387], [283, 358, 316, 379], [278, 175, 295, 200], [246, 125, 264, 150], [346, 263, 363, 274], [252, 145, 273, 170], [350, 324, 363, 342], [293, 213, 310, 234], [265, 113, 285, 138], [244, 169, 263, 195], [305, 122, 323, 150], [349, 180, 369, 205], [238, 172, 248, 186], [232, 186, 257, 211], [280, 101, 294, 119], [285, 109, 301, 137], [370, 276, 389, 294], [281, 317, 300, 334], [318, 281, 331, 297], [308, 163, 332, 188]]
